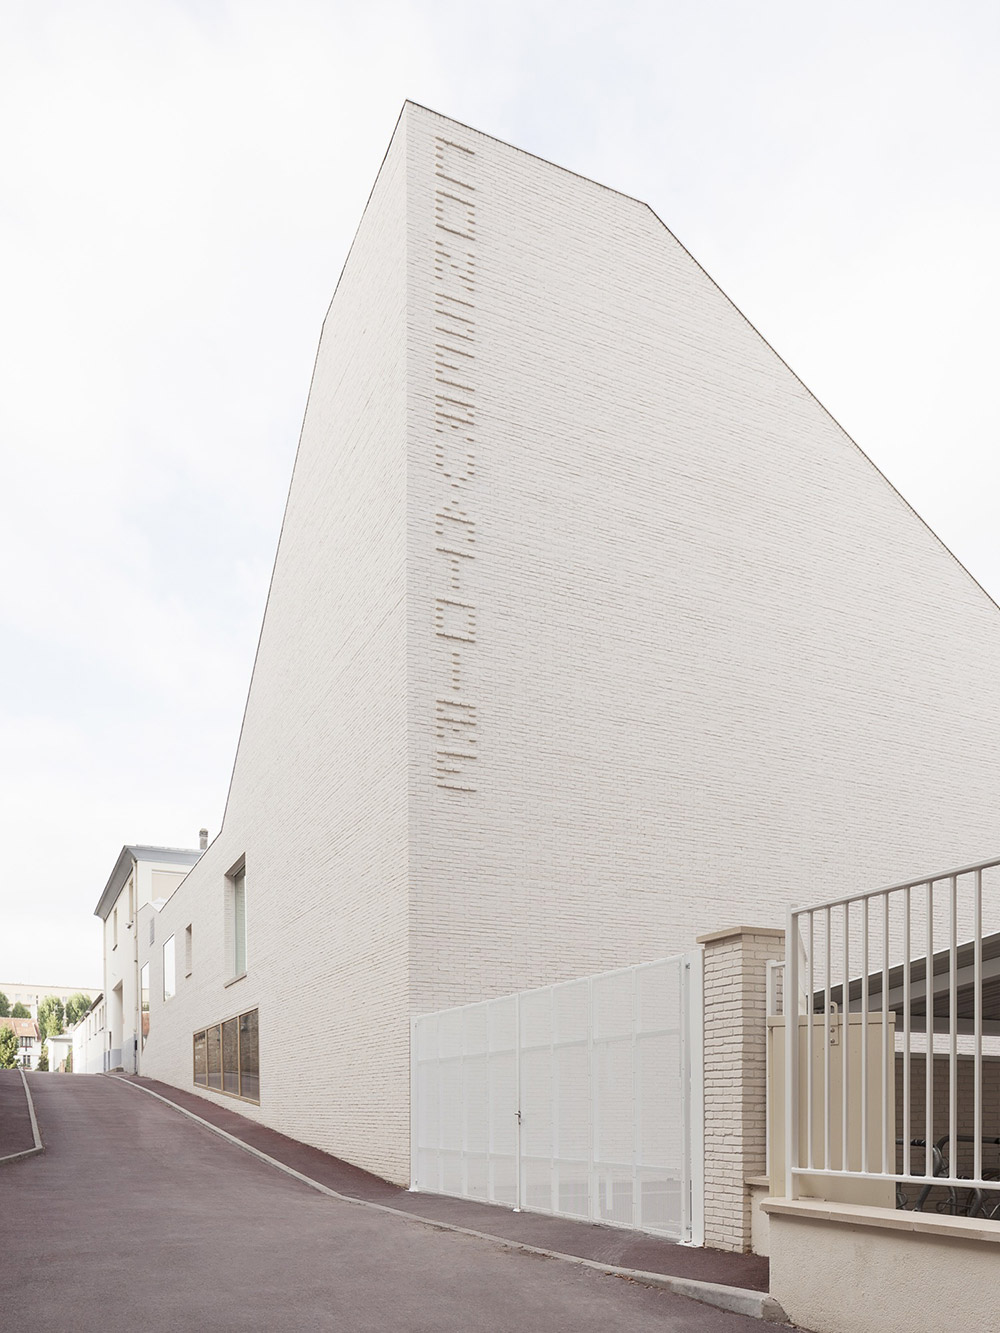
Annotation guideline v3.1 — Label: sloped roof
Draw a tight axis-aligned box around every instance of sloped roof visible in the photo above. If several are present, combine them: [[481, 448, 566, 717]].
[[820, 930, 1000, 1030], [94, 845, 202, 922], [1, 1017, 39, 1039]]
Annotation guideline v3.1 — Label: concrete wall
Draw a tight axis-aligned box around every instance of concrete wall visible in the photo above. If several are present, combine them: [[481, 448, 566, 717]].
[[766, 1200, 1000, 1333]]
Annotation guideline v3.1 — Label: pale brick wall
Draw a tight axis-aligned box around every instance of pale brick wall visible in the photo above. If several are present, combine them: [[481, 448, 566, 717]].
[[136, 102, 1000, 1191], [403, 103, 1000, 1019], [701, 927, 785, 1251], [136, 115, 411, 1183]]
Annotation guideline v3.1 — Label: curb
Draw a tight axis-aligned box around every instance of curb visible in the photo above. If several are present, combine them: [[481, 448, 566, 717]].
[[110, 1076, 787, 1324], [0, 1068, 44, 1167]]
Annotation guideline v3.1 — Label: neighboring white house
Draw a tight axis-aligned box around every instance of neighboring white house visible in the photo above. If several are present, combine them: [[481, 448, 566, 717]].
[[70, 993, 106, 1075], [45, 1031, 73, 1073], [113, 102, 1000, 1212], [1, 1017, 41, 1070], [92, 843, 203, 1072]]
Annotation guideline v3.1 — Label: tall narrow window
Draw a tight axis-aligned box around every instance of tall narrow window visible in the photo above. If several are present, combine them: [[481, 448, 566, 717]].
[[113, 907, 118, 949], [222, 1017, 239, 1094], [238, 1009, 259, 1101], [184, 924, 193, 976], [163, 935, 176, 1001], [193, 1030, 207, 1086], [233, 866, 247, 977], [140, 964, 150, 1047], [206, 1024, 222, 1090]]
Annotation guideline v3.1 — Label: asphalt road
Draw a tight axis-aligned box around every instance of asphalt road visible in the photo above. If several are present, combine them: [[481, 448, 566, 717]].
[[0, 1074, 775, 1333]]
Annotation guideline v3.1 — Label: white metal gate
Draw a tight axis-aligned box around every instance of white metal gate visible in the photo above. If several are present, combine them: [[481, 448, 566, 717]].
[[411, 952, 703, 1242]]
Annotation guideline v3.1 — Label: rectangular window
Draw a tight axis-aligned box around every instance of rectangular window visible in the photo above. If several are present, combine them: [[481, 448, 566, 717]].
[[232, 866, 247, 977], [140, 963, 150, 1047], [222, 1018, 239, 1094], [163, 935, 176, 1001], [149, 916, 155, 946], [113, 907, 118, 949], [191, 1009, 259, 1103], [206, 1024, 222, 1090], [184, 924, 193, 976], [239, 1008, 259, 1101], [193, 1030, 207, 1085], [128, 879, 134, 922]]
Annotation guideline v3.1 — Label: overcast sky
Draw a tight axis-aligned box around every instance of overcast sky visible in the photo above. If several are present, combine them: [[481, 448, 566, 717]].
[[2, 0, 999, 991]]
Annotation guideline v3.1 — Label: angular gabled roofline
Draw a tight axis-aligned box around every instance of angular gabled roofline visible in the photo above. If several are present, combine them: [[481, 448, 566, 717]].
[[93, 845, 202, 922], [401, 101, 1000, 625]]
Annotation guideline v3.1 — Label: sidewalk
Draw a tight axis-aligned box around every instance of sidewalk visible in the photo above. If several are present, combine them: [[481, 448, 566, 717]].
[[0, 1069, 34, 1160], [118, 1074, 769, 1293]]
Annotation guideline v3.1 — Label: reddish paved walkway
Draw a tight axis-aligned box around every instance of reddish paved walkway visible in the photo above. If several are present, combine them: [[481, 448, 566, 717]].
[[0, 1073, 778, 1333], [0, 1068, 33, 1157], [126, 1074, 769, 1292]]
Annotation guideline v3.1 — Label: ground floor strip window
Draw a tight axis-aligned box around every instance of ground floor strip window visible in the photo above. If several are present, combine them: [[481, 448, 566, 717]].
[[193, 1008, 259, 1103]]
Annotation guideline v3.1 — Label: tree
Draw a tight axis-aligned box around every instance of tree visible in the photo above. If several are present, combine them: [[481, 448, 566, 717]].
[[63, 993, 92, 1027], [36, 1040, 49, 1072], [0, 993, 9, 1018], [0, 1025, 19, 1069], [10, 1003, 30, 1018], [37, 996, 64, 1039]]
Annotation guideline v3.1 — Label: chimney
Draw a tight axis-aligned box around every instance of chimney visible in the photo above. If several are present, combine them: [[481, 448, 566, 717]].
[[199, 828, 208, 852]]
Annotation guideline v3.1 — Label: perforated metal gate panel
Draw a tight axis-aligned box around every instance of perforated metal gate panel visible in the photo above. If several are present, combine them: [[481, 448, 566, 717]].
[[411, 953, 703, 1242]]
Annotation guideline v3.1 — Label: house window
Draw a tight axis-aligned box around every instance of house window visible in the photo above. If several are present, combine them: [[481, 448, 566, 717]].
[[227, 861, 247, 979], [163, 935, 176, 1001], [140, 963, 150, 1047], [206, 1024, 222, 1090], [184, 924, 193, 977], [192, 1008, 259, 1103], [239, 1009, 259, 1100], [149, 916, 155, 946], [193, 1029, 207, 1085], [113, 907, 118, 949], [222, 1018, 239, 1094]]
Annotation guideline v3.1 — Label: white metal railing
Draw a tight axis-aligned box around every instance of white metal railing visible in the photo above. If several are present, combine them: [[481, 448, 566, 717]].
[[784, 854, 1000, 1216]]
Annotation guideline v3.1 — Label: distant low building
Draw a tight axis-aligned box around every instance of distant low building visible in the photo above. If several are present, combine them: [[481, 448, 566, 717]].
[[70, 994, 106, 1075], [46, 1031, 73, 1073], [1, 1016, 41, 1070], [0, 982, 99, 1022]]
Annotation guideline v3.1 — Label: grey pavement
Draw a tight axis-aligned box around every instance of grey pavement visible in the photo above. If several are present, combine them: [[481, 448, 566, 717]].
[[0, 1069, 33, 1158], [120, 1073, 770, 1294], [0, 1074, 784, 1333]]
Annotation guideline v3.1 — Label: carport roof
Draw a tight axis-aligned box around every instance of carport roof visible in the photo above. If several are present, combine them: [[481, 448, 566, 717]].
[[818, 930, 1000, 1032]]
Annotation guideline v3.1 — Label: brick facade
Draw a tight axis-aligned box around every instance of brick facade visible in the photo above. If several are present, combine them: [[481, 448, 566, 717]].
[[133, 103, 1000, 1189]]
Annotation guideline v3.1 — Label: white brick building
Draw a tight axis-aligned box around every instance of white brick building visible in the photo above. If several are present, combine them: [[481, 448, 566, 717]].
[[130, 102, 1000, 1191], [94, 844, 202, 1072]]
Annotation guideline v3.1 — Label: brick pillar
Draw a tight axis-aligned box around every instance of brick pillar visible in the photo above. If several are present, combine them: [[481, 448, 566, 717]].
[[698, 925, 785, 1252]]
